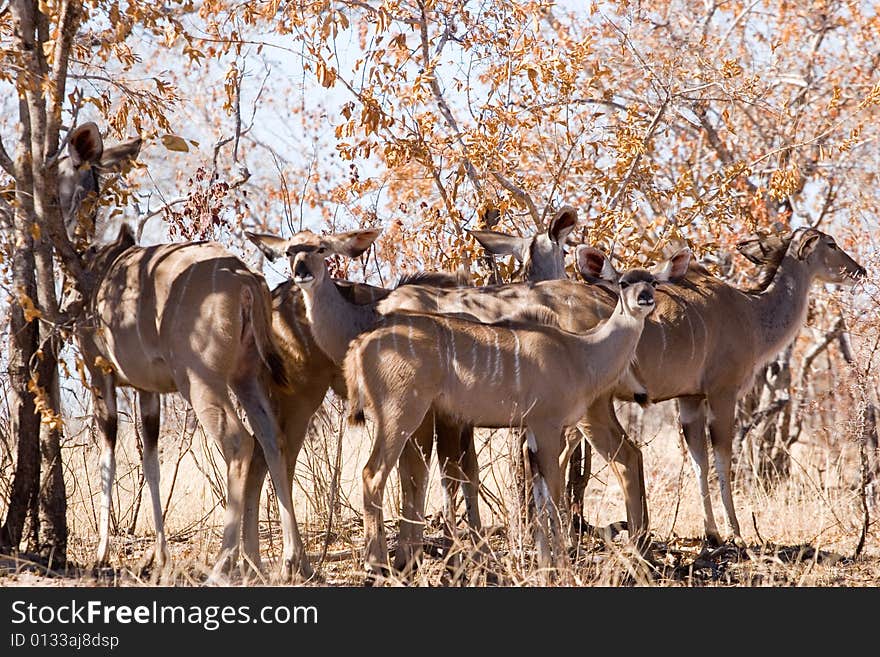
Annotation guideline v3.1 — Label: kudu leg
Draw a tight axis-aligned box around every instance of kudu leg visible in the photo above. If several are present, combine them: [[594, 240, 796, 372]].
[[435, 420, 487, 581], [241, 446, 268, 575], [395, 420, 431, 574], [707, 396, 744, 544], [94, 373, 118, 566], [525, 426, 566, 576], [678, 397, 721, 546], [241, 387, 326, 577], [234, 379, 310, 582], [139, 391, 168, 569], [560, 428, 591, 542], [362, 402, 432, 583], [579, 396, 648, 551], [183, 379, 254, 581], [435, 422, 482, 534]]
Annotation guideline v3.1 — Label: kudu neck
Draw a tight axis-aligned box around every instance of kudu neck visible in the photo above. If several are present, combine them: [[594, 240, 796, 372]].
[[751, 253, 813, 358], [299, 273, 379, 365], [577, 298, 645, 390]]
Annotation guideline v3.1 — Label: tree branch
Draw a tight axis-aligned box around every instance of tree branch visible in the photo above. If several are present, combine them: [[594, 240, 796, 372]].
[[608, 94, 670, 213], [0, 136, 13, 176], [416, 0, 484, 198]]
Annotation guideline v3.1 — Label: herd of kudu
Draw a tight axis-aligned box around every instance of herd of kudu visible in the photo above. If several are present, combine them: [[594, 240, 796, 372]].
[[54, 123, 865, 584]]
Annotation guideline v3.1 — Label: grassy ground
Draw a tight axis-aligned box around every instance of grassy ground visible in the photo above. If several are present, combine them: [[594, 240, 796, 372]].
[[1, 394, 878, 587]]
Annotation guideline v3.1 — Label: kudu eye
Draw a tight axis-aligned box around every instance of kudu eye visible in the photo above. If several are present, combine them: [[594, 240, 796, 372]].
[[651, 280, 659, 288], [619, 281, 630, 290], [827, 241, 838, 250], [317, 246, 327, 255]]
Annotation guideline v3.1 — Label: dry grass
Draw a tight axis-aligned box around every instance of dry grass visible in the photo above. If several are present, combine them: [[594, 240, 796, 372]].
[[2, 389, 878, 588]]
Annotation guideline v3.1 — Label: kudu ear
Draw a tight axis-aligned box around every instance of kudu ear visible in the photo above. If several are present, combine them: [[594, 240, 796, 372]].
[[68, 122, 104, 166], [96, 223, 135, 267], [575, 245, 618, 283], [652, 248, 692, 283], [467, 229, 530, 262], [796, 229, 821, 260], [736, 232, 788, 265], [112, 222, 136, 249], [547, 206, 578, 245], [326, 229, 381, 258], [245, 231, 289, 262], [98, 136, 142, 174]]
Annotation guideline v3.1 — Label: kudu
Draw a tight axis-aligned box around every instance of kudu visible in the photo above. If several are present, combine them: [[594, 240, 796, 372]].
[[72, 225, 308, 580], [244, 209, 577, 575], [58, 122, 142, 243], [468, 206, 578, 282], [386, 227, 864, 547], [345, 248, 689, 574]]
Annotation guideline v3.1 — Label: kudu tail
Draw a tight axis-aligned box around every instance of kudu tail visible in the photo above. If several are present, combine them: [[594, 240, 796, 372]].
[[343, 346, 366, 425], [243, 281, 289, 389]]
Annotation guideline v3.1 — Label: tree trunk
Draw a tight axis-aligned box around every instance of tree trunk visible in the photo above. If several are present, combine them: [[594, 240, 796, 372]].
[[0, 210, 42, 553], [33, 231, 68, 565]]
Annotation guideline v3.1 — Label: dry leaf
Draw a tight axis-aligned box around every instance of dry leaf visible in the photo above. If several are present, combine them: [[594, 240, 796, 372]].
[[161, 134, 190, 152]]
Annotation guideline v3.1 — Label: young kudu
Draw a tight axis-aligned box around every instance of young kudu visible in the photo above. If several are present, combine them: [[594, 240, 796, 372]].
[[345, 248, 689, 575], [245, 209, 577, 575], [73, 225, 307, 581]]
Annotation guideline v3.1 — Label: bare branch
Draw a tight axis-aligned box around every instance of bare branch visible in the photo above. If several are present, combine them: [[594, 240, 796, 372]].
[[801, 316, 845, 385], [607, 94, 670, 213], [490, 171, 541, 229], [0, 135, 13, 175], [415, 0, 484, 198]]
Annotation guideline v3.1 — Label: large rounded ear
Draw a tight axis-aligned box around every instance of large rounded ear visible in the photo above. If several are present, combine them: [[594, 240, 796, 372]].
[[547, 206, 578, 245], [796, 229, 821, 260], [736, 232, 787, 264], [113, 222, 136, 250], [98, 136, 142, 174], [91, 223, 135, 273], [245, 231, 289, 262], [68, 122, 104, 166], [468, 229, 529, 262], [652, 248, 691, 283], [576, 245, 618, 283], [326, 229, 381, 258]]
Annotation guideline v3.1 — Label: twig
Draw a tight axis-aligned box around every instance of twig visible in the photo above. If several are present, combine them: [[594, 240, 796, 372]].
[[751, 511, 765, 546], [43, 88, 84, 171], [607, 94, 670, 214]]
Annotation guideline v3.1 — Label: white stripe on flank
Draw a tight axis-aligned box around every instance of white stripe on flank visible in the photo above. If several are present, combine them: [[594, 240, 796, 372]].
[[407, 317, 417, 360], [449, 324, 459, 377], [685, 312, 695, 363], [211, 258, 219, 296], [693, 307, 708, 367], [512, 330, 521, 392], [658, 324, 667, 371], [484, 325, 492, 377], [471, 324, 479, 377], [492, 330, 502, 380]]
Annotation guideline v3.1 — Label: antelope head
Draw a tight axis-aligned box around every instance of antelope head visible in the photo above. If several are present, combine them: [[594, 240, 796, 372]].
[[468, 206, 578, 281], [576, 246, 692, 319], [737, 227, 865, 285], [58, 122, 142, 243], [246, 228, 381, 289]]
